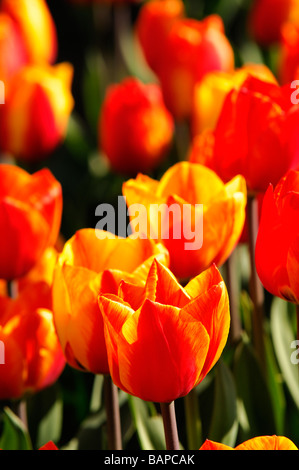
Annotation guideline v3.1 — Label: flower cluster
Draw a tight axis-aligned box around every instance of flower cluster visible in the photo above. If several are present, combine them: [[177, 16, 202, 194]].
[[0, 0, 299, 454]]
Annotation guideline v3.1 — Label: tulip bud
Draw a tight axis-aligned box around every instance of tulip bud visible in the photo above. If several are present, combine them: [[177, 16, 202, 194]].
[[0, 63, 74, 161], [0, 164, 62, 280], [0, 13, 27, 84], [153, 15, 234, 120], [1, 0, 58, 65], [99, 77, 174, 175], [136, 0, 185, 74], [249, 0, 299, 46]]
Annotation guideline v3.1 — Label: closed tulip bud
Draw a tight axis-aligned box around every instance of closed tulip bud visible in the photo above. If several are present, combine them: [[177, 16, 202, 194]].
[[123, 161, 247, 281], [189, 76, 299, 193], [0, 13, 27, 83], [249, 0, 299, 46], [154, 15, 234, 120], [256, 170, 299, 304], [0, 63, 74, 161], [136, 0, 185, 74], [99, 77, 174, 175], [200, 436, 298, 450], [0, 284, 65, 400], [191, 64, 277, 137], [0, 164, 62, 280], [99, 259, 230, 403], [1, 0, 58, 65], [52, 229, 169, 375]]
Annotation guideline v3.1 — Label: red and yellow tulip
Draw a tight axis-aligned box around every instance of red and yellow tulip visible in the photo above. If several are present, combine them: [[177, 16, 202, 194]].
[[123, 162, 247, 281], [152, 14, 234, 120], [99, 259, 230, 403], [255, 170, 299, 304], [99, 77, 174, 175], [1, 0, 57, 65], [0, 164, 62, 280], [0, 283, 65, 401], [249, 0, 299, 46], [0, 63, 74, 162], [52, 229, 169, 375], [189, 76, 299, 193], [136, 0, 185, 74], [191, 64, 277, 137]]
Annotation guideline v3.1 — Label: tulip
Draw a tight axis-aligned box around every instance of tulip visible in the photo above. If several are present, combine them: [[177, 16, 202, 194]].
[[0, 13, 27, 84], [191, 64, 277, 137], [278, 22, 299, 84], [99, 259, 230, 403], [200, 436, 298, 450], [52, 229, 169, 375], [0, 164, 62, 281], [39, 442, 59, 450], [248, 0, 299, 46], [136, 0, 185, 74], [152, 15, 234, 120], [255, 170, 299, 304], [1, 0, 57, 65], [189, 75, 299, 193], [123, 161, 247, 281], [99, 77, 174, 175], [0, 63, 74, 162], [0, 283, 65, 401]]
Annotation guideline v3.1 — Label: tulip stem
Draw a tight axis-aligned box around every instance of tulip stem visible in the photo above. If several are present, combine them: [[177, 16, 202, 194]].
[[103, 375, 122, 450], [226, 250, 242, 344], [247, 194, 266, 370], [160, 401, 180, 450], [184, 388, 202, 450]]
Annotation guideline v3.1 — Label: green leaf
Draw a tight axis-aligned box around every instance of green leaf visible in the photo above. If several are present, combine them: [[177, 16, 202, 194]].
[[0, 407, 32, 450], [233, 337, 277, 441], [208, 360, 238, 447], [270, 297, 299, 409], [128, 396, 166, 450]]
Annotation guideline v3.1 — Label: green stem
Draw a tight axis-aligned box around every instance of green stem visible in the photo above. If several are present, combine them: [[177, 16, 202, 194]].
[[226, 249, 242, 345], [247, 194, 266, 370], [184, 387, 202, 450], [103, 375, 122, 450], [160, 401, 180, 450]]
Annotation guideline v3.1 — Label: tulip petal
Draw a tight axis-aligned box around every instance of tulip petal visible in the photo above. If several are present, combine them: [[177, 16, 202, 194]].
[[235, 436, 298, 450], [115, 299, 210, 403], [181, 280, 230, 384]]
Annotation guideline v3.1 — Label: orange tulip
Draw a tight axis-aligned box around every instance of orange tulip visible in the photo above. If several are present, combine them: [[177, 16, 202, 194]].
[[99, 77, 174, 175], [152, 15, 234, 120], [0, 164, 62, 281], [0, 63, 74, 162], [123, 162, 247, 281], [200, 436, 298, 450], [189, 76, 299, 193], [249, 0, 299, 46], [0, 13, 27, 83], [255, 170, 299, 304], [99, 259, 230, 403], [191, 64, 277, 137], [52, 229, 169, 375], [0, 283, 65, 401], [136, 0, 185, 74], [1, 0, 57, 65]]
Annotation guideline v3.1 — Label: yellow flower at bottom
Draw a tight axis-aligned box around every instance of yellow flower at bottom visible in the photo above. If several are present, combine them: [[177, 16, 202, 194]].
[[200, 436, 298, 450]]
